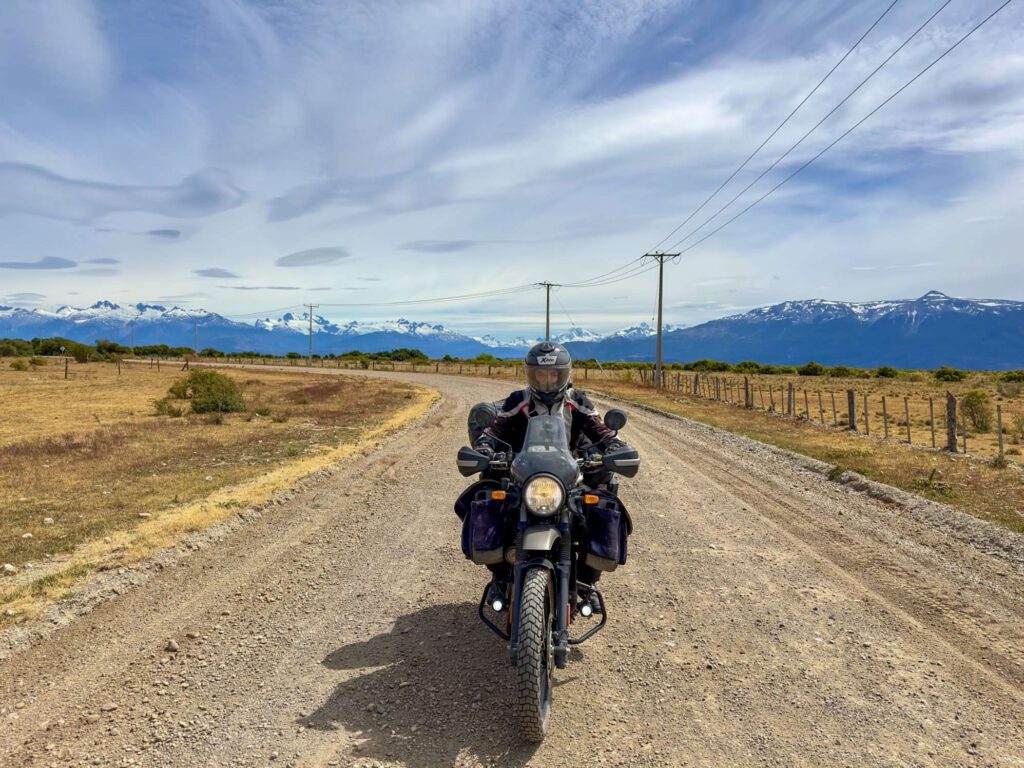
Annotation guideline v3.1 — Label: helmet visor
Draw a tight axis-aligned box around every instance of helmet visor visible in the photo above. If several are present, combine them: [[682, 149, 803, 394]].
[[526, 366, 570, 394]]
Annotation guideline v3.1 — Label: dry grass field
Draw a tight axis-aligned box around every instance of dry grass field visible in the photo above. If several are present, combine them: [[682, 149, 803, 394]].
[[0, 360, 436, 622], [586, 379, 1024, 534]]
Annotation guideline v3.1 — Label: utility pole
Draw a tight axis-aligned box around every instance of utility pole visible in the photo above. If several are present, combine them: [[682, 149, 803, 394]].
[[193, 316, 199, 358], [536, 282, 560, 341], [642, 252, 680, 388], [305, 304, 319, 366]]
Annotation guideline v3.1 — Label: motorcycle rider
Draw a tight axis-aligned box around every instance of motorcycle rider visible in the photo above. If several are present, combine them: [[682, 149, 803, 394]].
[[474, 341, 635, 609]]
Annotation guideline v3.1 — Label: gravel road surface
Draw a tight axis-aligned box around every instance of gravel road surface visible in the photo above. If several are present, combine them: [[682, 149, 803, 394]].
[[2, 370, 1023, 767]]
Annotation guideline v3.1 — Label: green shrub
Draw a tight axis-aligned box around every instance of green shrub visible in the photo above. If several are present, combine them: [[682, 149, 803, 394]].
[[167, 370, 245, 413], [960, 389, 993, 432], [934, 366, 966, 382], [874, 366, 898, 378], [254, 406, 272, 417], [830, 365, 854, 378], [797, 361, 825, 376], [1000, 370, 1024, 383], [9, 359, 29, 371]]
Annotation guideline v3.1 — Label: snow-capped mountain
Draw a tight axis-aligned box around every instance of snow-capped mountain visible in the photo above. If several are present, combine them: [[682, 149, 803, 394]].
[[561, 292, 1024, 369], [606, 322, 685, 339], [5, 292, 1021, 368]]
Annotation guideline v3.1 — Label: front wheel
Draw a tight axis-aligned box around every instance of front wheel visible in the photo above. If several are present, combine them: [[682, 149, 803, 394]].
[[513, 567, 553, 741]]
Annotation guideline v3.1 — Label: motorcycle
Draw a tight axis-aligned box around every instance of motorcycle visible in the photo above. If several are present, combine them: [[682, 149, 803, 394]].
[[455, 405, 639, 741]]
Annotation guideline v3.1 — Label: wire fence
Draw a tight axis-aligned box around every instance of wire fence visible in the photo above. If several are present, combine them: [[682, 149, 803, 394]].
[[144, 355, 1022, 463]]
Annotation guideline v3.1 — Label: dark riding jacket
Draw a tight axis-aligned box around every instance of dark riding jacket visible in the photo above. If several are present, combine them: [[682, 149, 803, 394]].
[[475, 387, 619, 454]]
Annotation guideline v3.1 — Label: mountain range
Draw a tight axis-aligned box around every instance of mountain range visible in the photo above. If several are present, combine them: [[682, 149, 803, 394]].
[[1, 291, 1021, 368]]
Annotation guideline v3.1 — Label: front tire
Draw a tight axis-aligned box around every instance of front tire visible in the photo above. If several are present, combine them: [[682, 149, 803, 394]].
[[514, 567, 553, 742]]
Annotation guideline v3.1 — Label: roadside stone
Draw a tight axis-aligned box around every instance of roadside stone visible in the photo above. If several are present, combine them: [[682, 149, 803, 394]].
[[138, 512, 152, 519], [21, 533, 33, 539], [43, 517, 54, 525], [165, 639, 179, 653], [100, 703, 118, 712], [2, 563, 16, 574]]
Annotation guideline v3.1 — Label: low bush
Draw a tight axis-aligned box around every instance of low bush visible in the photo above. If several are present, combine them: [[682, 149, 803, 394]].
[[1000, 370, 1024, 383], [797, 361, 825, 376], [934, 366, 966, 382], [874, 366, 898, 378], [9, 359, 29, 371], [167, 370, 245, 413], [153, 397, 184, 417], [829, 365, 854, 378], [961, 389, 993, 432], [254, 406, 272, 417]]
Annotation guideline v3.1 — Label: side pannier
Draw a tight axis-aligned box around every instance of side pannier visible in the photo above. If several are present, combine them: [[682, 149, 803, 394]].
[[584, 492, 633, 572], [460, 488, 507, 565]]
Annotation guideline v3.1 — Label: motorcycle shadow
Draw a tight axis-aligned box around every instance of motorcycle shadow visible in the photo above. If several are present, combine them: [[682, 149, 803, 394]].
[[301, 601, 541, 767]]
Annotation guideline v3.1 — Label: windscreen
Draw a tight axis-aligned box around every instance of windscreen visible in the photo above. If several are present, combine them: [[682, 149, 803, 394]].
[[511, 415, 579, 488]]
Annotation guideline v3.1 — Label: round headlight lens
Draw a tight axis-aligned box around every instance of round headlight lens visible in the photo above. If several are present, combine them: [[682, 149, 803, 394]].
[[524, 476, 564, 516]]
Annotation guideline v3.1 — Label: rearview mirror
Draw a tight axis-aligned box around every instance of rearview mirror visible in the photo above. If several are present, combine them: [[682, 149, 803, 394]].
[[604, 408, 627, 431], [469, 401, 497, 430]]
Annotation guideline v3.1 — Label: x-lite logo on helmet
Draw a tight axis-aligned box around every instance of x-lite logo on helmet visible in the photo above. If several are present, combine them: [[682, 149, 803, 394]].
[[536, 354, 559, 365]]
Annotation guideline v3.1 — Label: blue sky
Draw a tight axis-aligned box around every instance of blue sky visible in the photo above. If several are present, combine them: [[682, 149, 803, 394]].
[[1, 0, 1022, 338]]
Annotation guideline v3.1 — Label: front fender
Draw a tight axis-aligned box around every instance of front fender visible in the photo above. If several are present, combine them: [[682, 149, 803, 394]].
[[522, 525, 560, 552]]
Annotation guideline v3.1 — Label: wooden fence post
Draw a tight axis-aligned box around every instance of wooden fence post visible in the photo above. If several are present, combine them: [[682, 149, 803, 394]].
[[863, 393, 870, 435], [758, 385, 765, 409], [847, 390, 857, 431], [745, 376, 752, 409], [818, 391, 824, 425], [945, 393, 958, 452], [998, 405, 1004, 461], [929, 398, 936, 448], [961, 409, 968, 454], [831, 391, 838, 426], [803, 389, 810, 420], [882, 396, 889, 439], [904, 397, 912, 444]]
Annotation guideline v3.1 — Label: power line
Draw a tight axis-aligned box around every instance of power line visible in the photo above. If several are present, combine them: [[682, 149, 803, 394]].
[[666, 0, 955, 252], [647, 0, 902, 255], [304, 303, 319, 365], [317, 283, 539, 308], [673, 0, 1013, 257]]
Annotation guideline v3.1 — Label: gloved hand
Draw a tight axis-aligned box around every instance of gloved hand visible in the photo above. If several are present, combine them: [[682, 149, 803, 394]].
[[602, 439, 628, 455]]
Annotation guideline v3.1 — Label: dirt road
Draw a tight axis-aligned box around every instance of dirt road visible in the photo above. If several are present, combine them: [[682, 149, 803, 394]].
[[2, 370, 1023, 767]]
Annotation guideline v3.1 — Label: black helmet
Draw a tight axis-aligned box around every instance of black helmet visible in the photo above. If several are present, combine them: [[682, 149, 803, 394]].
[[524, 341, 572, 405]]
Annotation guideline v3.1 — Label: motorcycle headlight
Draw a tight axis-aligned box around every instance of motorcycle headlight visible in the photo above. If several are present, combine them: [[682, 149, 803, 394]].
[[524, 476, 564, 516]]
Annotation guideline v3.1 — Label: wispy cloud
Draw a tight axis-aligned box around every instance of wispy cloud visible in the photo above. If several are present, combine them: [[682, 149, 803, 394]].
[[218, 285, 302, 291], [0, 163, 245, 223], [400, 240, 478, 253], [0, 256, 76, 270], [194, 268, 240, 278], [275, 247, 349, 267], [86, 257, 120, 264]]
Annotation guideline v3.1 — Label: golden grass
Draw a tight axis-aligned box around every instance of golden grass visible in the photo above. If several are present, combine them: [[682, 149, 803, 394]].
[[0, 360, 437, 624], [588, 380, 1024, 534]]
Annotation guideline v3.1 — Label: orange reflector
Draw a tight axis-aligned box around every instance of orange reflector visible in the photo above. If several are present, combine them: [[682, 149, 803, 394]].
[[491, 490, 507, 501], [583, 494, 599, 505]]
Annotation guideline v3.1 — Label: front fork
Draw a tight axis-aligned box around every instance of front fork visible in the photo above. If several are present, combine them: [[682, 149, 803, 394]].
[[507, 511, 573, 669]]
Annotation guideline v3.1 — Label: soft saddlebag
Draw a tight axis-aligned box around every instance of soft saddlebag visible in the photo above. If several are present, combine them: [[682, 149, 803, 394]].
[[584, 493, 633, 572], [461, 490, 507, 565]]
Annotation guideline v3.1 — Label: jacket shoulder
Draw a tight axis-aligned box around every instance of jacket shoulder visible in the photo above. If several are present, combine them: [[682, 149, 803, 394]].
[[497, 389, 528, 415], [568, 388, 597, 414]]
